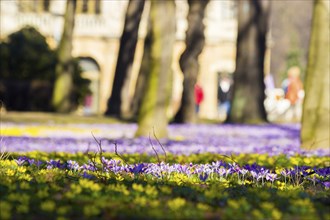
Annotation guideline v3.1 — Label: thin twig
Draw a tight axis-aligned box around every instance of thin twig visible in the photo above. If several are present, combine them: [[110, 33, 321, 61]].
[[153, 126, 167, 163], [218, 154, 238, 165], [91, 132, 103, 157], [149, 132, 160, 164], [91, 132, 105, 172], [113, 141, 127, 164]]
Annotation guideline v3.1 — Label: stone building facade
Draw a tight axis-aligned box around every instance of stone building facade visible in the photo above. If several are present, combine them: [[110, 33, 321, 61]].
[[0, 0, 237, 119]]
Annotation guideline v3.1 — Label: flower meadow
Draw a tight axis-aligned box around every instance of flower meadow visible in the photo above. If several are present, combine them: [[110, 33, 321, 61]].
[[0, 123, 329, 219]]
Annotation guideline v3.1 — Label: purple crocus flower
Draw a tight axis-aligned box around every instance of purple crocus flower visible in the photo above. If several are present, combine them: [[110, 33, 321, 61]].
[[199, 173, 209, 182], [82, 172, 94, 179], [27, 158, 35, 165], [211, 160, 226, 168], [14, 157, 27, 166], [178, 164, 190, 175], [266, 173, 278, 182], [101, 157, 121, 168], [244, 163, 263, 172], [35, 160, 44, 167], [218, 167, 227, 176], [307, 176, 320, 186], [81, 162, 98, 171], [281, 169, 291, 177], [250, 171, 258, 179], [46, 159, 62, 169], [130, 163, 145, 174], [239, 169, 248, 176], [257, 168, 269, 185], [315, 167, 330, 177], [67, 160, 80, 171], [322, 181, 330, 188], [3, 123, 330, 156], [225, 168, 232, 177], [229, 162, 240, 173]]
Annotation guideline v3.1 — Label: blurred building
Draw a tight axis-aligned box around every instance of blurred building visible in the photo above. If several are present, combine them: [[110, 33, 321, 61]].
[[0, 0, 237, 119]]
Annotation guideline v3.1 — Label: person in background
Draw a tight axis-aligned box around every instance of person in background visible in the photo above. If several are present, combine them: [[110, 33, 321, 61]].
[[194, 83, 204, 114], [83, 94, 93, 115], [217, 73, 233, 120], [283, 66, 303, 121]]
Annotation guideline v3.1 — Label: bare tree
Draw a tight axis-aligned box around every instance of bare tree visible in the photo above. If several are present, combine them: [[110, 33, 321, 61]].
[[126, 16, 151, 121], [52, 0, 76, 113], [135, 0, 176, 138], [174, 0, 209, 123], [227, 0, 271, 123], [105, 0, 145, 118], [301, 0, 329, 149]]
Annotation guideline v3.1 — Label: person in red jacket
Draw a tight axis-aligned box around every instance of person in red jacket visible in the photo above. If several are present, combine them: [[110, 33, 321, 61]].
[[194, 84, 204, 113]]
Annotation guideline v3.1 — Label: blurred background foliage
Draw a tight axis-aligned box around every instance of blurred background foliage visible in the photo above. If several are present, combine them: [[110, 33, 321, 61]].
[[0, 26, 90, 111], [0, 26, 56, 80]]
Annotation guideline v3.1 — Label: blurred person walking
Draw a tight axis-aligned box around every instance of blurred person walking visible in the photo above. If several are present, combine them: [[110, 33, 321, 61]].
[[194, 83, 204, 114], [218, 73, 233, 120], [283, 66, 304, 121]]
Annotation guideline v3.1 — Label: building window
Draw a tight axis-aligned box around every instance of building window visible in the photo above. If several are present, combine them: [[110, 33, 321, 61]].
[[77, 0, 101, 14], [19, 0, 50, 12]]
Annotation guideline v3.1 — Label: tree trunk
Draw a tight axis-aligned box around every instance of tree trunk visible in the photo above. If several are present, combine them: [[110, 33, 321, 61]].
[[124, 16, 151, 121], [227, 0, 270, 123], [301, 0, 329, 149], [174, 0, 209, 123], [52, 0, 76, 113], [135, 0, 176, 138], [105, 0, 145, 118]]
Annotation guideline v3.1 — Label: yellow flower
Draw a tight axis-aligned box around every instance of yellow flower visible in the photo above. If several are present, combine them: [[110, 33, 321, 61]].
[[290, 157, 300, 166], [17, 166, 26, 173], [145, 185, 158, 198], [168, 198, 186, 211], [8, 193, 20, 201], [197, 203, 211, 211], [6, 169, 15, 176], [160, 186, 172, 195], [57, 206, 70, 215], [149, 200, 160, 208], [303, 158, 311, 165], [17, 204, 29, 214], [83, 205, 100, 217], [132, 183, 144, 193], [70, 184, 82, 195], [227, 199, 240, 210], [115, 174, 124, 182], [0, 201, 12, 220], [18, 174, 32, 181], [271, 209, 282, 220], [79, 179, 101, 192], [40, 200, 56, 212], [37, 189, 49, 198], [252, 209, 264, 220], [19, 181, 30, 190], [133, 196, 148, 207]]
